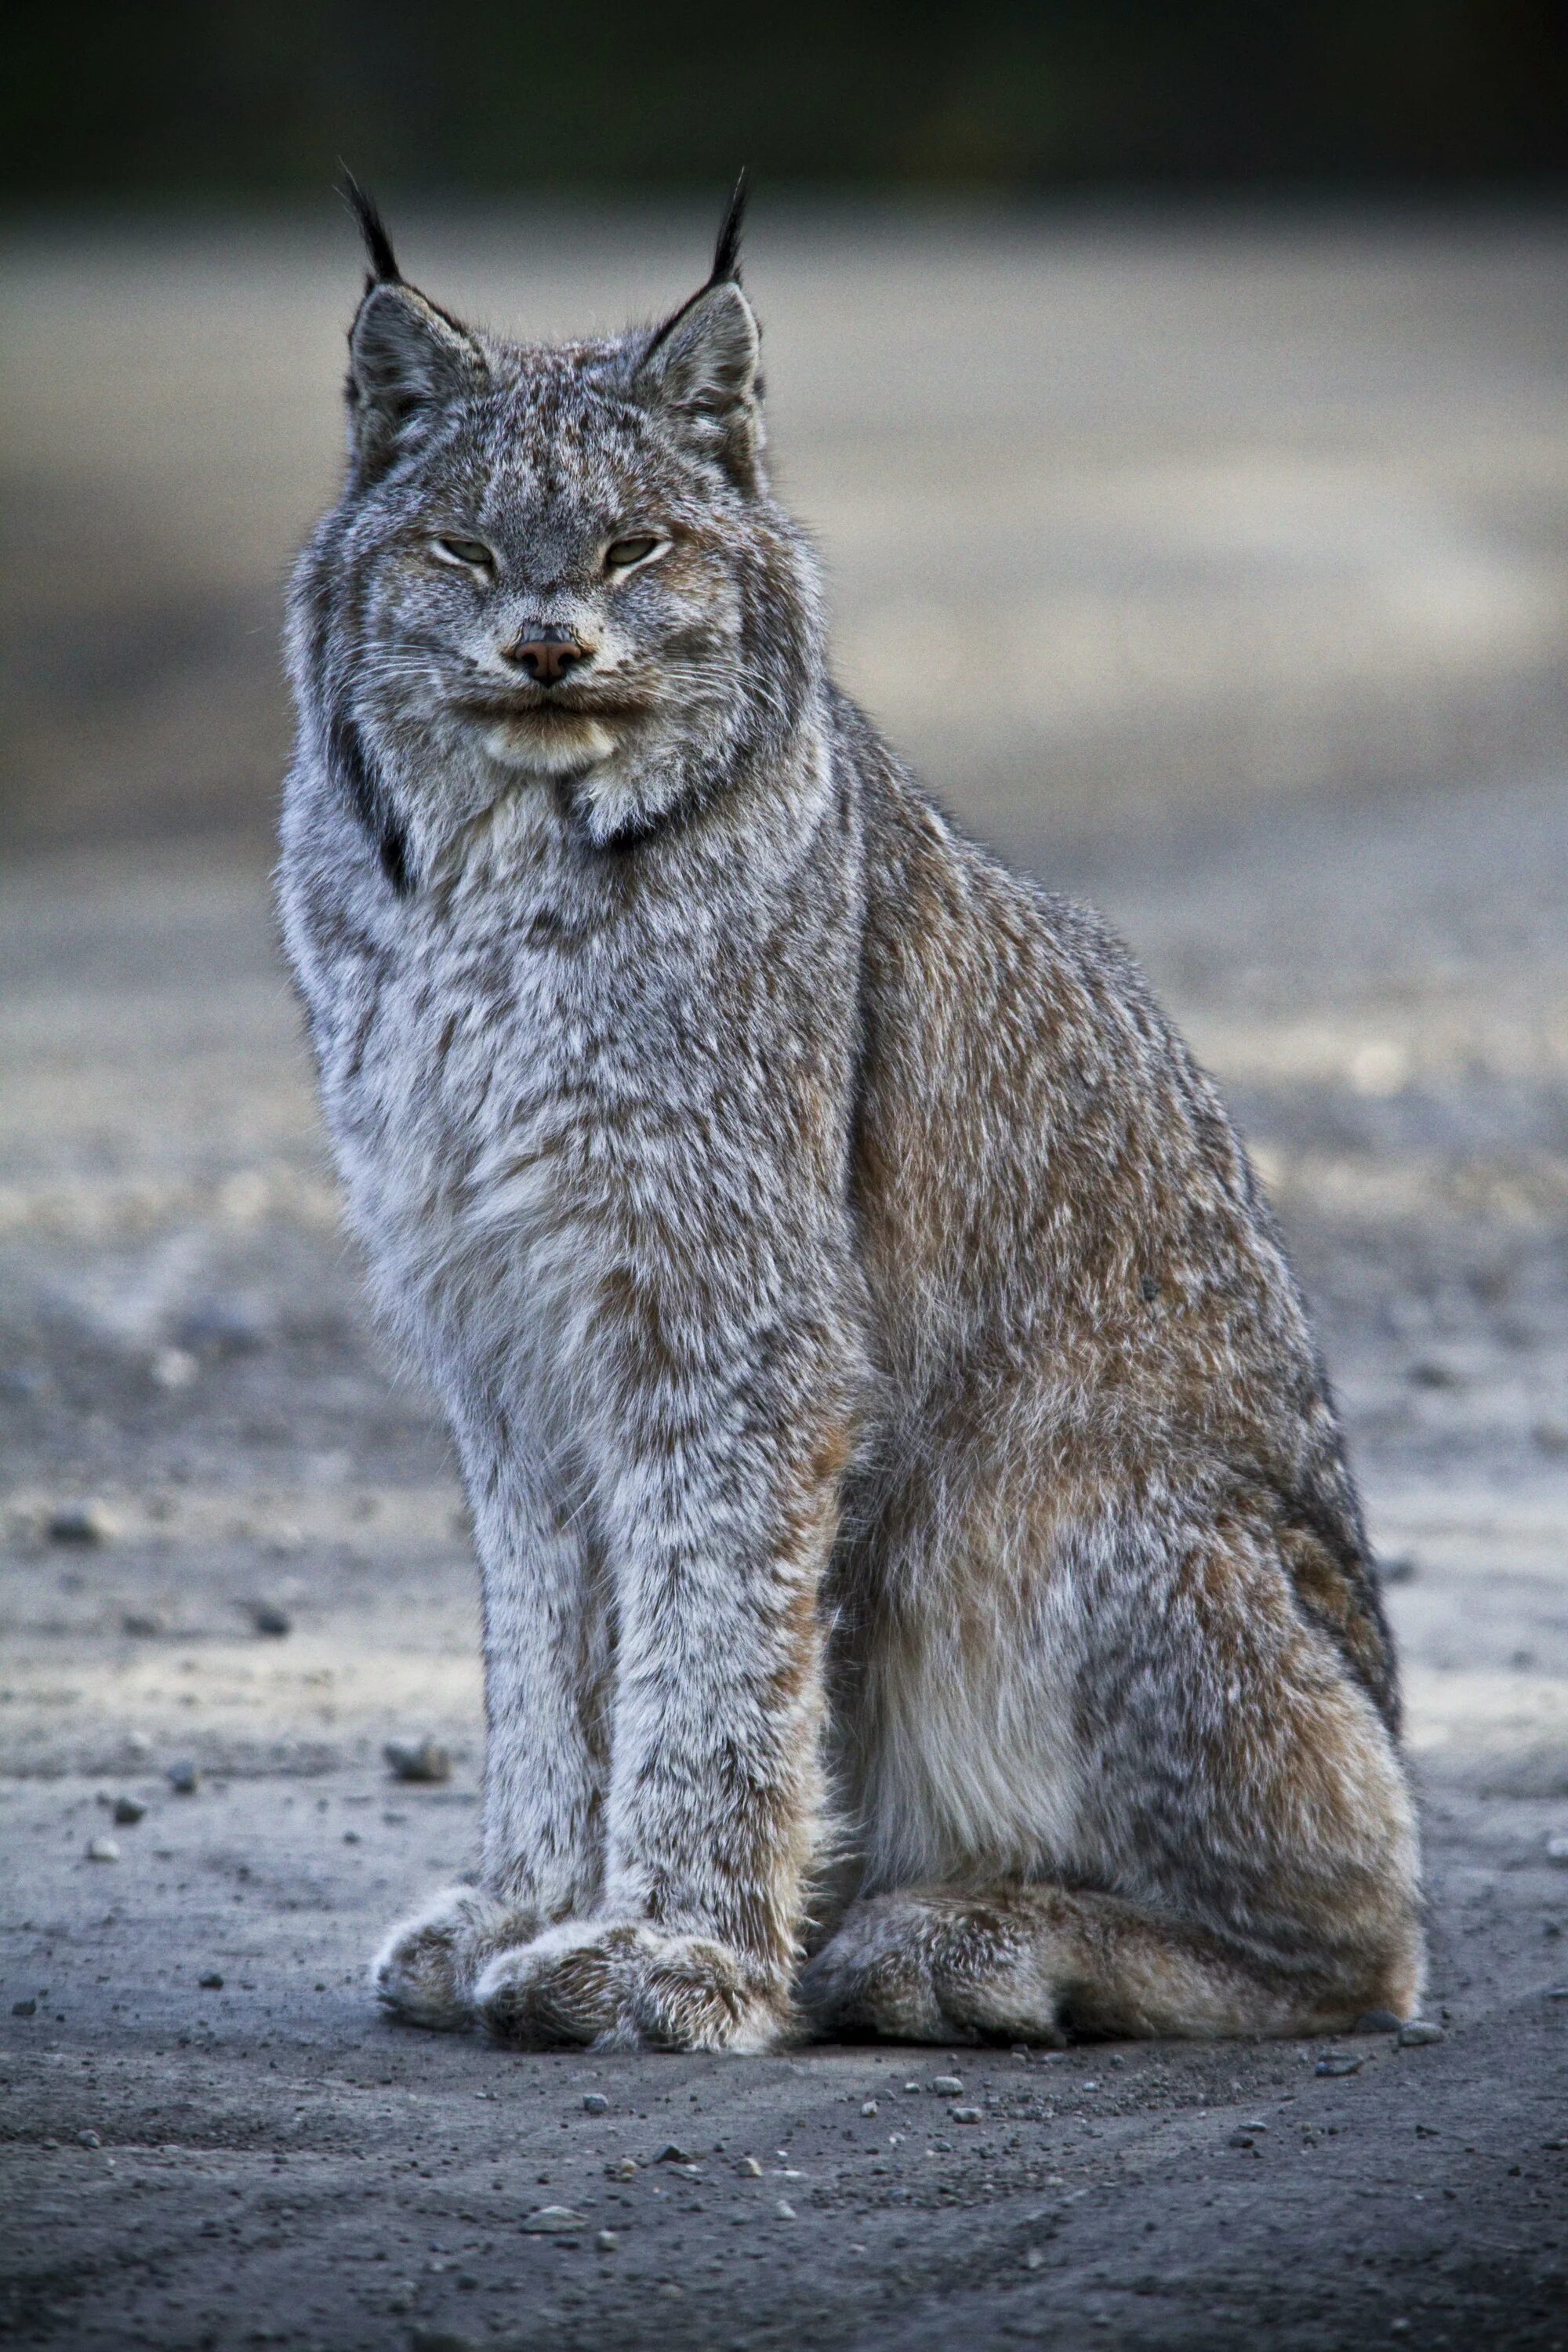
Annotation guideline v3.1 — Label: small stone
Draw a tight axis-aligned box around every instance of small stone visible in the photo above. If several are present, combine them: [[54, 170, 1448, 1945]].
[[1396, 2020, 1446, 2047], [952, 2107, 983, 2123], [166, 1759, 201, 1795], [247, 1600, 292, 1638], [1545, 1833, 1568, 1864], [11, 1998, 36, 2018], [198, 1972, 224, 1990], [739, 2156, 764, 2176], [78, 2129, 101, 2147], [121, 1610, 165, 1638], [608, 2157, 638, 2180], [383, 1737, 452, 1784], [776, 2199, 797, 2220], [49, 1502, 116, 1545], [124, 1731, 153, 1759], [595, 2229, 619, 2252], [343, 1830, 361, 1844], [1023, 2248, 1046, 2270], [931, 2075, 964, 2096], [85, 1837, 120, 1863], [1354, 2009, 1403, 2034], [582, 2092, 609, 2114], [1316, 2054, 1362, 2076], [176, 1298, 269, 1356], [655, 2141, 693, 2163], [151, 1346, 198, 1391], [1380, 1553, 1419, 1585], [861, 2100, 878, 2117], [520, 2205, 586, 2234], [112, 1796, 147, 1826], [409, 2331, 477, 2352]]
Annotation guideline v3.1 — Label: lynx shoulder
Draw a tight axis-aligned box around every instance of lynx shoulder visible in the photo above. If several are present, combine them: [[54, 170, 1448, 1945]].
[[278, 185, 1423, 2055]]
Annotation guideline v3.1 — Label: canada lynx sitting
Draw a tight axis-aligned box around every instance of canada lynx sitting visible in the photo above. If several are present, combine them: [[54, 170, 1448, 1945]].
[[279, 184, 1424, 2053]]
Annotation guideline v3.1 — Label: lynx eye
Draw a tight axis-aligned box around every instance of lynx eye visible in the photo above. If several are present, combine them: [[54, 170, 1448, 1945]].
[[433, 536, 494, 572], [604, 534, 666, 572]]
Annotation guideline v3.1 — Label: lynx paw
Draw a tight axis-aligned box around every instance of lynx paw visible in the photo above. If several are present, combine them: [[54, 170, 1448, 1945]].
[[474, 1922, 793, 2054], [371, 1884, 534, 2031], [800, 1892, 1068, 2046]]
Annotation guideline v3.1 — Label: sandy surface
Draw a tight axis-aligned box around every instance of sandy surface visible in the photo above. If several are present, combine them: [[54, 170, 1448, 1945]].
[[2, 210, 1566, 2349]]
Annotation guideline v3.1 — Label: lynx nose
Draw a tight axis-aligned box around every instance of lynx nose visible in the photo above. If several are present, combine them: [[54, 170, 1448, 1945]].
[[501, 626, 591, 686]]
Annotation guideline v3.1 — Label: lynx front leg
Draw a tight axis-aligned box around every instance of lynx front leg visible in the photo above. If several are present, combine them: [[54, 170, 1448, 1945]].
[[374, 1443, 610, 2027], [477, 1316, 854, 2053]]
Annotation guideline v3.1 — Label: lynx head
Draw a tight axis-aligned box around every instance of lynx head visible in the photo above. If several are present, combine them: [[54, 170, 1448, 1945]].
[[292, 176, 823, 887]]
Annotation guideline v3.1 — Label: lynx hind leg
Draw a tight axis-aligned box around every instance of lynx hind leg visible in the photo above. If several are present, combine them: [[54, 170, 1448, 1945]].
[[372, 1884, 533, 2031], [802, 1882, 1425, 2046]]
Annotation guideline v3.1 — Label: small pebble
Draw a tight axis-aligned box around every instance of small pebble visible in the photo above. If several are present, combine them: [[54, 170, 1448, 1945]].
[[931, 2075, 964, 2096], [343, 1830, 361, 1844], [1545, 1833, 1568, 1865], [1316, 2054, 1362, 2076], [952, 2107, 983, 2124], [1354, 2009, 1403, 2034], [582, 2092, 609, 2114], [247, 1600, 292, 1638], [595, 2229, 619, 2252], [519, 2206, 585, 2234], [409, 2331, 477, 2352], [739, 2156, 764, 2176], [608, 2158, 638, 2180], [112, 1796, 147, 1826], [166, 1759, 201, 1795], [49, 1502, 117, 1546], [150, 1345, 197, 1390], [383, 1737, 452, 1785], [776, 2199, 796, 2220], [861, 2100, 878, 2117], [121, 1611, 165, 1638], [198, 1971, 224, 1990], [1396, 2020, 1446, 2047], [85, 1837, 119, 1863], [11, 1999, 36, 2018], [78, 2130, 101, 2148], [655, 2141, 693, 2163]]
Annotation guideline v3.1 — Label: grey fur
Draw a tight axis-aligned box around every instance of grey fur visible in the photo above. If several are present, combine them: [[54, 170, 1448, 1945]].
[[278, 199, 1423, 2053]]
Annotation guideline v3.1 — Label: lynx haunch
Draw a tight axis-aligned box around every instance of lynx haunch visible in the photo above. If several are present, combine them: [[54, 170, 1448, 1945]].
[[278, 183, 1424, 2054]]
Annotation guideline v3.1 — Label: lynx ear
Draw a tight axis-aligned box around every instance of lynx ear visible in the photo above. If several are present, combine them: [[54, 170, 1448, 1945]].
[[339, 177, 485, 471], [636, 175, 763, 485]]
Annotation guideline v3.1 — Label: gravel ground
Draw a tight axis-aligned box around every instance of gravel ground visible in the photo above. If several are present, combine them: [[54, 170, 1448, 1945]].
[[2, 209, 1566, 2350]]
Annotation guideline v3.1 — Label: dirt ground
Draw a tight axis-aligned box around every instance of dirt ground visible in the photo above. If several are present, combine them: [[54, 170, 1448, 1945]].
[[2, 206, 1566, 2350]]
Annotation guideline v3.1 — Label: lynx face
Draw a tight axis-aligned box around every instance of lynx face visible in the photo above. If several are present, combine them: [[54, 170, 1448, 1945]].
[[293, 192, 822, 877]]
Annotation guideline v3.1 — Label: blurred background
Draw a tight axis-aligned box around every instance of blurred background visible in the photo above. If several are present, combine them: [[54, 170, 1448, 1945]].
[[3, 16, 1568, 2343]]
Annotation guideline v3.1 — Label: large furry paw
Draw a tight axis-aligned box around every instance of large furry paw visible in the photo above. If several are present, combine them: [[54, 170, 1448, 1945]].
[[371, 1884, 535, 2031], [474, 1922, 793, 2054], [800, 1891, 1069, 2046]]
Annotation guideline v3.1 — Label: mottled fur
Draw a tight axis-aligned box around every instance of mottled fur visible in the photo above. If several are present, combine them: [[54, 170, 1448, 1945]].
[[278, 189, 1423, 2054]]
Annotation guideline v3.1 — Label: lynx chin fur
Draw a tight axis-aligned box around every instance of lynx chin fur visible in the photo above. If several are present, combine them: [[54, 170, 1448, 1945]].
[[278, 180, 1425, 2055]]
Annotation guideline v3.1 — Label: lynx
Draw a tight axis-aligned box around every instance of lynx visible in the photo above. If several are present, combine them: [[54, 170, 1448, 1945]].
[[278, 183, 1425, 2054]]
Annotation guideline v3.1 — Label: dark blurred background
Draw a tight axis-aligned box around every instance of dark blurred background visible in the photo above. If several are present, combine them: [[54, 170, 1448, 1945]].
[[6, 0, 1567, 200]]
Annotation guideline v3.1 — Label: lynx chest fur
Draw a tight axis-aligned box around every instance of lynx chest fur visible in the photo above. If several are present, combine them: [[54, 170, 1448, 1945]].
[[278, 186, 1424, 2056]]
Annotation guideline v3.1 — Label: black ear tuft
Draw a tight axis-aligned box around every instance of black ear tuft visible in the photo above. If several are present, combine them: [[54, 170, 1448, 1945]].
[[708, 169, 748, 290], [339, 170, 402, 289]]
